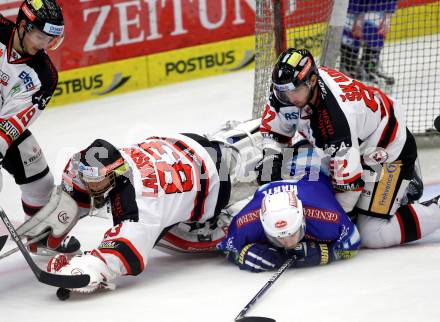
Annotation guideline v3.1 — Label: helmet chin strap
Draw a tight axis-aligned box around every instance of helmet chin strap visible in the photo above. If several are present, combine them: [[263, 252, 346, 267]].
[[306, 79, 318, 104], [16, 23, 28, 55]]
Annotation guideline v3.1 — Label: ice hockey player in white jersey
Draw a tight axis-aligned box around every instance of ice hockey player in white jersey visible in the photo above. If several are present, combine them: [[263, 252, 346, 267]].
[[0, 1, 79, 254], [46, 123, 262, 293], [256, 48, 440, 249]]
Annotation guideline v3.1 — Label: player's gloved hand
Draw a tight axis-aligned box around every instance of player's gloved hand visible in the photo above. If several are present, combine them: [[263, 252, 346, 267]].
[[255, 148, 283, 185], [286, 241, 308, 259], [238, 243, 284, 272], [47, 249, 117, 293]]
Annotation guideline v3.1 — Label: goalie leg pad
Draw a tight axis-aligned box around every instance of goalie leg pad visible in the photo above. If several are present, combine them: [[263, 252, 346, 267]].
[[16, 186, 80, 240], [206, 119, 263, 184], [159, 212, 234, 253]]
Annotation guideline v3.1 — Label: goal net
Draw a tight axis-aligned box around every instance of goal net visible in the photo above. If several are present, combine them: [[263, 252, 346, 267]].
[[253, 0, 440, 136]]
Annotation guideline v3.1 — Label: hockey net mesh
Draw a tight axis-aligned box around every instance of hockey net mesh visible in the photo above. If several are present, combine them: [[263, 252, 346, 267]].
[[253, 0, 334, 119], [253, 0, 440, 135]]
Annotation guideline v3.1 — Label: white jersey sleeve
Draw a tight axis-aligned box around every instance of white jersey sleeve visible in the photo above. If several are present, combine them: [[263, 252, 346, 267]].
[[297, 67, 407, 212], [259, 93, 300, 152], [0, 21, 58, 157]]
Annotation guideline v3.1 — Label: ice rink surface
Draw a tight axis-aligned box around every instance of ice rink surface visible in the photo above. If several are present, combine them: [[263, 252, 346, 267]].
[[0, 70, 439, 322]]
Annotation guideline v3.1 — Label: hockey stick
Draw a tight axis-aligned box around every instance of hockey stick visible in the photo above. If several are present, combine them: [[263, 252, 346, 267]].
[[0, 235, 7, 252], [0, 207, 90, 289], [235, 256, 296, 322], [0, 231, 50, 260]]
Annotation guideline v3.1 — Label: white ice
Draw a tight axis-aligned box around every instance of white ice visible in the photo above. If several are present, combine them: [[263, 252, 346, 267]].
[[0, 70, 440, 322]]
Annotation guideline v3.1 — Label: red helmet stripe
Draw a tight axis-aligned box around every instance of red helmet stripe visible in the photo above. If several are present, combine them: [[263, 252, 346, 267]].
[[21, 3, 36, 22], [297, 59, 312, 81]]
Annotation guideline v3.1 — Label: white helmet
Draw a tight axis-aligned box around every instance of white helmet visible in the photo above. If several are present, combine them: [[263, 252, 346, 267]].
[[260, 191, 305, 239]]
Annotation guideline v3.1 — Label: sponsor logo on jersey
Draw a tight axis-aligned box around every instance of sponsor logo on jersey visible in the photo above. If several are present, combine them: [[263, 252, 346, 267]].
[[303, 206, 339, 223], [165, 50, 235, 76], [8, 83, 21, 97], [0, 120, 20, 141], [317, 107, 335, 141], [23, 147, 42, 166], [371, 162, 401, 215], [364, 148, 389, 165], [236, 209, 260, 229], [99, 240, 117, 249], [18, 71, 35, 91], [0, 69, 10, 86], [284, 111, 298, 120], [379, 175, 394, 205]]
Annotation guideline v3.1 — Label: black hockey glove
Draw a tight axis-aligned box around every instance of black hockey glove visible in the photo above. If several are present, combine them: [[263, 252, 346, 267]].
[[255, 148, 283, 185]]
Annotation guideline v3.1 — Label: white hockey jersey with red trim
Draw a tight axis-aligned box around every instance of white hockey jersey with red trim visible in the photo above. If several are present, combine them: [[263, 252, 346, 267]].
[[259, 66, 407, 211], [62, 134, 221, 276], [0, 17, 58, 157], [119, 134, 220, 225]]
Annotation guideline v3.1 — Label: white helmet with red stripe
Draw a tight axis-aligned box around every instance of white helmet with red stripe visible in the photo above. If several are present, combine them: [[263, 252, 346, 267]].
[[260, 190, 305, 239]]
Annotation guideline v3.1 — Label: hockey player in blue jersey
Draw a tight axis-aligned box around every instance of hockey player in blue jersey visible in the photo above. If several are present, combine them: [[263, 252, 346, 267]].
[[340, 0, 398, 85], [217, 173, 361, 272]]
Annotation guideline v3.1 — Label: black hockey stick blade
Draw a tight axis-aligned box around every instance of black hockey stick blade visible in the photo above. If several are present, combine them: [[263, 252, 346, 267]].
[[0, 208, 90, 289], [236, 317, 276, 322], [0, 235, 7, 251], [36, 268, 90, 289]]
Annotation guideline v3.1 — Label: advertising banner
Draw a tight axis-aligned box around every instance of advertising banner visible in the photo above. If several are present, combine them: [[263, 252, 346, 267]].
[[1, 0, 438, 107]]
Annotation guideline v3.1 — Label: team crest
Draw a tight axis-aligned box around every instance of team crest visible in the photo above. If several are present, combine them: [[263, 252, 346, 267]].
[[364, 148, 389, 165]]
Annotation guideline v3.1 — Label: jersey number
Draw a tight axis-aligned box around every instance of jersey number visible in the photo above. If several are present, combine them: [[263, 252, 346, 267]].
[[156, 161, 194, 194], [261, 105, 276, 132]]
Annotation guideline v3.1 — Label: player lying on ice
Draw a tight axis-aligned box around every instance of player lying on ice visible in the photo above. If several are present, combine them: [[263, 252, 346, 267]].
[[18, 120, 261, 293], [168, 142, 440, 273], [216, 173, 361, 272]]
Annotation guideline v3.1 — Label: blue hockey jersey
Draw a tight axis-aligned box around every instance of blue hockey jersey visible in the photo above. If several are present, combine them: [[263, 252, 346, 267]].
[[217, 173, 361, 272]]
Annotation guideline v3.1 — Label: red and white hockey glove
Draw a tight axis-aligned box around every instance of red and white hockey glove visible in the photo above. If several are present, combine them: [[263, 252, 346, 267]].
[[47, 249, 117, 293]]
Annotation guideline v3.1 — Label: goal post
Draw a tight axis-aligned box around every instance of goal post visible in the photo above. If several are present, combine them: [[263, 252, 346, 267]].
[[252, 0, 440, 139]]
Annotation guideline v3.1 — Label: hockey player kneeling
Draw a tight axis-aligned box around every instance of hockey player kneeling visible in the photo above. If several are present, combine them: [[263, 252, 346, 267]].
[[46, 122, 262, 293], [217, 175, 361, 272], [256, 48, 440, 249]]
